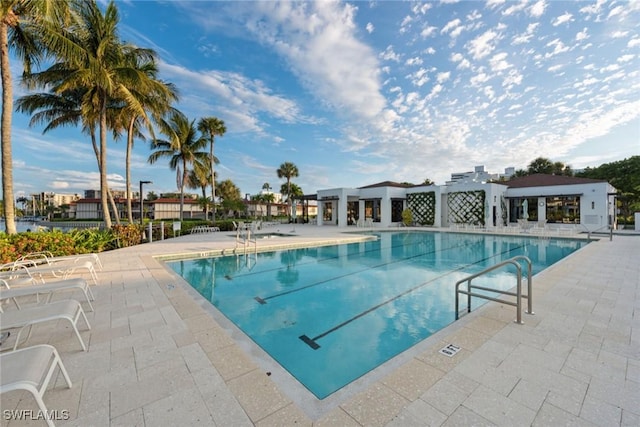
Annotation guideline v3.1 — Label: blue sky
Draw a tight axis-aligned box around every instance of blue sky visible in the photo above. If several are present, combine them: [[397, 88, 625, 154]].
[[10, 0, 640, 200]]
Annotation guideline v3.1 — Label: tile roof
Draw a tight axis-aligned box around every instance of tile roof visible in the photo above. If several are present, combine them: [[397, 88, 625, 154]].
[[359, 181, 414, 189], [507, 174, 606, 188]]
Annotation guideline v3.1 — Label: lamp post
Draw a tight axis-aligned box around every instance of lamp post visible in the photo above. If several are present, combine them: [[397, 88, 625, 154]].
[[139, 180, 152, 225]]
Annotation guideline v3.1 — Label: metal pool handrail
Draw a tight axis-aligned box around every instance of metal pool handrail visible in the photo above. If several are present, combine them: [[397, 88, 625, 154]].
[[455, 255, 533, 324]]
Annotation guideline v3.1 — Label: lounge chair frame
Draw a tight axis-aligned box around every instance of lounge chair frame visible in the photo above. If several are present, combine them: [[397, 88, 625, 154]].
[[0, 344, 72, 427], [0, 299, 91, 351]]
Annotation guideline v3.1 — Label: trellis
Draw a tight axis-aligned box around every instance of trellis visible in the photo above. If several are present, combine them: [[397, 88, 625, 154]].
[[407, 192, 436, 225], [447, 190, 486, 226]]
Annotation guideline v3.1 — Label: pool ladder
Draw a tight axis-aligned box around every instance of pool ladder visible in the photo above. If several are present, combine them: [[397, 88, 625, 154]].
[[455, 256, 533, 324], [235, 228, 257, 254]]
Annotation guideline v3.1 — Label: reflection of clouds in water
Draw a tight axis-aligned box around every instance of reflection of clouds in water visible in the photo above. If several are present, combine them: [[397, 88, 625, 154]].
[[169, 232, 587, 397]]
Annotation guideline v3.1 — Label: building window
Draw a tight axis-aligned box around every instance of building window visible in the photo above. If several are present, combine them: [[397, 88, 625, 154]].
[[508, 198, 537, 222], [364, 200, 381, 222], [391, 200, 404, 222], [546, 196, 580, 223], [347, 201, 358, 225], [323, 202, 332, 221]]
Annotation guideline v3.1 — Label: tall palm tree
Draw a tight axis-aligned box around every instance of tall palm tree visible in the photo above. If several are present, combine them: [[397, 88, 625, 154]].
[[24, 1, 157, 228], [197, 117, 225, 225], [262, 182, 272, 219], [114, 54, 178, 223], [1, 0, 78, 234], [277, 161, 299, 219], [148, 110, 208, 221]]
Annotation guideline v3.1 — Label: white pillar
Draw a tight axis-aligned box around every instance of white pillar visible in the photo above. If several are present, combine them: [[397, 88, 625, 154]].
[[338, 196, 348, 227], [318, 201, 324, 226]]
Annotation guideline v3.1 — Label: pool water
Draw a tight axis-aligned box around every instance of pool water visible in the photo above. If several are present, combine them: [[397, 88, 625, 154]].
[[167, 231, 588, 399]]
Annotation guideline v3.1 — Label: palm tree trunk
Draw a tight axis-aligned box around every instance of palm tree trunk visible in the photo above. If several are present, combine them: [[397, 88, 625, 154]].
[[99, 101, 112, 228], [210, 141, 216, 225], [180, 159, 186, 221], [108, 189, 121, 225], [126, 118, 135, 223], [0, 24, 16, 234]]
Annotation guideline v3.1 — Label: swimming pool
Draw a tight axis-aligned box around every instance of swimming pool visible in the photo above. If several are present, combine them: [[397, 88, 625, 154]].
[[167, 231, 588, 399]]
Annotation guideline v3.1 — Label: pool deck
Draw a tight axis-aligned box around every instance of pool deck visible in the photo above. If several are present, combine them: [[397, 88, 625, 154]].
[[2, 225, 639, 426]]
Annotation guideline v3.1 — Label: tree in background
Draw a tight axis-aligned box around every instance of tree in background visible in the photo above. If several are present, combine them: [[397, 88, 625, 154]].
[[217, 179, 243, 217], [186, 166, 209, 219], [148, 110, 208, 221], [277, 161, 299, 219], [197, 117, 225, 224], [513, 157, 573, 177], [577, 156, 640, 224]]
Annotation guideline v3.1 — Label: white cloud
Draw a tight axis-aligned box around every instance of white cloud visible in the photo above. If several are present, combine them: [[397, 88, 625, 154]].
[[366, 22, 374, 33], [607, 6, 624, 20], [238, 1, 387, 120], [437, 72, 451, 83], [552, 12, 574, 26], [470, 72, 490, 86], [617, 54, 634, 63], [611, 30, 629, 38], [529, 0, 547, 18], [466, 30, 499, 60], [441, 19, 461, 35], [576, 28, 589, 41], [629, 38, 640, 48], [489, 52, 511, 72], [545, 39, 570, 58], [399, 15, 413, 34], [503, 0, 528, 16], [421, 26, 437, 38], [380, 45, 401, 62]]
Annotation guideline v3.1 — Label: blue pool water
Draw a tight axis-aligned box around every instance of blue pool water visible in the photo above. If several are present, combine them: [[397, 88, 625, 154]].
[[167, 231, 588, 399]]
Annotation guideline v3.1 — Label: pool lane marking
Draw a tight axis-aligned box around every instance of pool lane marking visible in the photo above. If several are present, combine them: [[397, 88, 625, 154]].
[[254, 238, 475, 305], [298, 244, 527, 350]]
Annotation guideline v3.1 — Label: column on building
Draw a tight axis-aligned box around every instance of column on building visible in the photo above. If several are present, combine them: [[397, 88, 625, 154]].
[[537, 197, 546, 223], [380, 197, 392, 227], [338, 195, 348, 227], [317, 201, 324, 226]]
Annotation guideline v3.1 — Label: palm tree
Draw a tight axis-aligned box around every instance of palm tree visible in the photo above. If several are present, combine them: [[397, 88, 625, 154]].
[[277, 161, 299, 219], [262, 182, 272, 219], [114, 55, 178, 223], [1, 0, 78, 234], [148, 110, 208, 221], [197, 117, 225, 225], [186, 162, 213, 219], [23, 1, 159, 228]]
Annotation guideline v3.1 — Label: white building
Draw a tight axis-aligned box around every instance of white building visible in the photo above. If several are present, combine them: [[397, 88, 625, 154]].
[[315, 174, 616, 232], [446, 165, 515, 185]]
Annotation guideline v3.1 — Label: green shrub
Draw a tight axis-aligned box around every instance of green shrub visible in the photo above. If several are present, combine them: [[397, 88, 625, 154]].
[[110, 225, 141, 248], [401, 209, 413, 226]]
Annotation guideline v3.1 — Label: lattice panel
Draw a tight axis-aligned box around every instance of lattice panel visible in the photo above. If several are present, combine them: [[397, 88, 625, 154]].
[[447, 190, 486, 225], [407, 192, 436, 225]]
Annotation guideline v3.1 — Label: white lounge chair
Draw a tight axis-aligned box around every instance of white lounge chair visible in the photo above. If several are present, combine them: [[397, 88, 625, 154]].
[[18, 251, 103, 271], [0, 299, 91, 351], [10, 259, 98, 285], [0, 277, 95, 312], [0, 344, 72, 427]]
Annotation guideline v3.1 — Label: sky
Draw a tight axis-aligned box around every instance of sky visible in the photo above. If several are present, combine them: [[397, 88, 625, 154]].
[[9, 0, 640, 201]]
